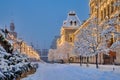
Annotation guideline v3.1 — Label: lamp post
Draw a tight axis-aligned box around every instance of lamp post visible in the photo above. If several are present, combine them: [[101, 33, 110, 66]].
[[95, 0, 99, 68]]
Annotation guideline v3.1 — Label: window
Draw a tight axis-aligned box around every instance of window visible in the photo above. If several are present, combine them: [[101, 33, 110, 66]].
[[91, 6, 94, 14], [101, 11, 103, 21], [104, 8, 106, 18], [70, 21, 72, 26], [111, 1, 114, 13], [115, 0, 117, 10], [74, 21, 77, 26], [107, 5, 110, 18], [110, 38, 113, 46], [70, 37, 72, 42]]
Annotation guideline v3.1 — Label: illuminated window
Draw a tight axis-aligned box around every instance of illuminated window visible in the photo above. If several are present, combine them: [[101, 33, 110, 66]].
[[115, 0, 117, 10], [101, 11, 103, 21], [104, 8, 106, 18], [107, 5, 110, 18], [91, 6, 94, 14], [111, 1, 114, 13]]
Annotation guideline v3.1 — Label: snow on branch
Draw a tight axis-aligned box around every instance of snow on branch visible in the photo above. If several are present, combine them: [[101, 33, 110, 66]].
[[110, 41, 120, 51]]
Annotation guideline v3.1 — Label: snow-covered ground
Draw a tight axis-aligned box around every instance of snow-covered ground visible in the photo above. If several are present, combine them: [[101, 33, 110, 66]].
[[70, 63, 120, 73], [22, 63, 120, 80]]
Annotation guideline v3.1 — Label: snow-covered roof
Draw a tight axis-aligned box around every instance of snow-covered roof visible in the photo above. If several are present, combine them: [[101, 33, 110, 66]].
[[63, 11, 81, 27]]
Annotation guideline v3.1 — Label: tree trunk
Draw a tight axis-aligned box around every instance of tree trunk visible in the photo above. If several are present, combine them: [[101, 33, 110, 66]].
[[96, 54, 99, 68], [113, 56, 115, 71], [86, 57, 89, 67], [79, 55, 82, 66], [67, 53, 70, 64]]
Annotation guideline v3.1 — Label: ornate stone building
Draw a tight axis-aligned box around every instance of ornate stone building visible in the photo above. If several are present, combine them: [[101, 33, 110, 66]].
[[55, 11, 81, 62], [89, 0, 120, 64], [7, 21, 40, 61], [10, 21, 17, 38], [54, 0, 120, 64], [57, 11, 81, 47], [73, 0, 120, 64], [55, 0, 120, 64]]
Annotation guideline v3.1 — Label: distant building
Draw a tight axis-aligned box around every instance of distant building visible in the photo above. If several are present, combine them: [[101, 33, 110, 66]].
[[9, 21, 17, 38], [6, 21, 17, 40], [50, 36, 60, 49], [6, 21, 40, 61], [40, 49, 48, 62], [36, 48, 41, 56], [57, 11, 81, 47]]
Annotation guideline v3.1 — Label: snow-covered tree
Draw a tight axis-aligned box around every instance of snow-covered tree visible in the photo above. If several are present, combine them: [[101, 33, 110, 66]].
[[48, 48, 63, 62], [110, 41, 120, 51], [0, 28, 38, 79], [57, 42, 73, 62], [48, 49, 55, 62], [74, 18, 109, 68], [101, 15, 120, 63], [49, 42, 73, 63]]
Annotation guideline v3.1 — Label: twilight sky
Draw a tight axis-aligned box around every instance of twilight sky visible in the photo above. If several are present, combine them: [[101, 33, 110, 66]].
[[0, 0, 89, 49]]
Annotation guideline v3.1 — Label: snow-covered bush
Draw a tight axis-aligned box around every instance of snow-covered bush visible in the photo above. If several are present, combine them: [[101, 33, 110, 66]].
[[0, 43, 38, 79], [0, 27, 39, 80]]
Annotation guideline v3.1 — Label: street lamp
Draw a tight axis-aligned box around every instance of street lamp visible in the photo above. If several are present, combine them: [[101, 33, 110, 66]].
[[95, 0, 99, 69]]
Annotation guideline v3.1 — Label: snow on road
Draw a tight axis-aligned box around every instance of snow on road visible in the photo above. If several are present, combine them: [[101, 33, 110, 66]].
[[22, 63, 120, 80]]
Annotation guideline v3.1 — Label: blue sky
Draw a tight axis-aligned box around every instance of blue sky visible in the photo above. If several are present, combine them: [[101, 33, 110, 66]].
[[0, 0, 89, 49]]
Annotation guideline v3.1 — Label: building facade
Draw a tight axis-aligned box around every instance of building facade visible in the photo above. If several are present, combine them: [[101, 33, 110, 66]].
[[40, 49, 48, 62], [55, 11, 81, 62], [7, 21, 40, 61], [55, 0, 120, 64], [57, 11, 81, 47], [72, 0, 120, 64], [90, 0, 119, 64]]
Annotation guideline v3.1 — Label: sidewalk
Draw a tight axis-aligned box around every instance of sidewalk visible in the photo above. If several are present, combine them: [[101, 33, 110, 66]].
[[70, 63, 120, 73]]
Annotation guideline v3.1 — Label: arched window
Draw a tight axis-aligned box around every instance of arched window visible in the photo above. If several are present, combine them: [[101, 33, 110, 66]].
[[104, 8, 106, 18], [111, 1, 114, 13], [101, 10, 103, 21], [70, 21, 73, 26], [70, 37, 72, 42], [107, 5, 110, 18], [74, 21, 77, 26]]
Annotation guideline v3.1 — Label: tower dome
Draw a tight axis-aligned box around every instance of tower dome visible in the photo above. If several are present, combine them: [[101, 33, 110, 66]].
[[10, 21, 15, 32], [63, 11, 81, 27]]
